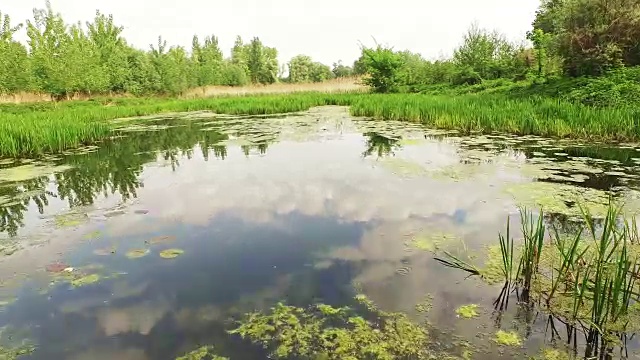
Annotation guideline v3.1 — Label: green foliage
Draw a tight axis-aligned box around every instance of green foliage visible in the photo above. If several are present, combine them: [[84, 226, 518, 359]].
[[360, 45, 405, 93], [175, 346, 228, 360], [229, 296, 432, 359], [3, 90, 640, 157], [332, 61, 354, 78], [533, 0, 640, 76], [0, 12, 31, 93], [288, 55, 334, 83]]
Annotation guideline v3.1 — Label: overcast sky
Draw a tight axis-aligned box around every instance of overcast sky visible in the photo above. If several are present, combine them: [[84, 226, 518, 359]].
[[4, 0, 540, 66]]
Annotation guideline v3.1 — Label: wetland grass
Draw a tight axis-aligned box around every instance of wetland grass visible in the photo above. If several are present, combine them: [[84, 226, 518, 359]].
[[3, 91, 639, 157], [436, 202, 640, 358]]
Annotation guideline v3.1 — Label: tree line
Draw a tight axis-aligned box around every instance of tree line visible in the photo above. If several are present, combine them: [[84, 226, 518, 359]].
[[3, 0, 637, 100], [359, 0, 640, 96], [0, 1, 357, 98]]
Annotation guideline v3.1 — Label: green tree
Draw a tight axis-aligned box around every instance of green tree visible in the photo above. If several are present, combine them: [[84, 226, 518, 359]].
[[192, 34, 223, 86], [532, 0, 640, 76], [288, 55, 314, 83], [0, 12, 32, 93], [86, 11, 130, 92], [332, 60, 354, 78], [26, 1, 73, 98], [246, 37, 278, 84], [360, 44, 405, 93]]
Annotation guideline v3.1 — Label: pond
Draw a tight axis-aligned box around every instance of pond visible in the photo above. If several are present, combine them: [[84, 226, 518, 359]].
[[1, 106, 640, 359]]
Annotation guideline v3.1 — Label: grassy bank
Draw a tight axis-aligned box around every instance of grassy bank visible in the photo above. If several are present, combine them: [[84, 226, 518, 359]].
[[2, 92, 639, 158]]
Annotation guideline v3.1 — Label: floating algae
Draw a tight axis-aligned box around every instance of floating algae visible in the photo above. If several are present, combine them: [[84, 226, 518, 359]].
[[406, 231, 460, 253], [455, 304, 480, 319], [125, 249, 149, 259], [0, 163, 72, 183], [159, 249, 184, 259], [176, 346, 229, 360], [54, 211, 89, 228], [494, 330, 522, 347], [504, 181, 610, 217], [377, 157, 429, 177], [71, 274, 101, 288], [229, 294, 433, 359]]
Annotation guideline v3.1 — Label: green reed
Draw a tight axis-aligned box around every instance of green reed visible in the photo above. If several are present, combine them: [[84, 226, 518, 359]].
[[436, 202, 640, 357], [2, 91, 638, 157]]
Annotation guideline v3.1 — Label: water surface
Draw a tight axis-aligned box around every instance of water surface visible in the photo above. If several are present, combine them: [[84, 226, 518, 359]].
[[1, 106, 640, 359]]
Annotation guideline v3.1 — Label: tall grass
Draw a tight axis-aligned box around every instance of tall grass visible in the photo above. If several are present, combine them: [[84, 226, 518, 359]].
[[0, 93, 359, 157], [2, 91, 639, 157], [436, 202, 640, 358], [349, 94, 640, 141]]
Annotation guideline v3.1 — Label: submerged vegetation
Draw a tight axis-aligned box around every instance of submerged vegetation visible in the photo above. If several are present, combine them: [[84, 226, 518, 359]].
[[436, 202, 640, 358], [229, 294, 433, 359]]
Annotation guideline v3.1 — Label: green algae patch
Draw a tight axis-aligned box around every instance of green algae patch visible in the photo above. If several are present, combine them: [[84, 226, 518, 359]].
[[54, 212, 88, 228], [0, 345, 35, 360], [70, 274, 101, 288], [83, 230, 101, 240], [504, 181, 609, 217], [230, 294, 433, 359], [493, 330, 522, 347], [406, 231, 460, 253], [160, 248, 184, 259], [455, 304, 479, 319], [540, 348, 572, 360], [415, 294, 433, 314], [377, 157, 429, 177], [0, 163, 72, 183], [125, 249, 149, 259], [176, 345, 228, 360]]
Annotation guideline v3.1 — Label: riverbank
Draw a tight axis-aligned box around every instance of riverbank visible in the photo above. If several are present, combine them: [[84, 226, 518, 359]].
[[1, 92, 638, 158]]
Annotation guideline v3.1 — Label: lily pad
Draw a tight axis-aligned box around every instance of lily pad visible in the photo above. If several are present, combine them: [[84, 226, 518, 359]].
[[159, 249, 184, 259], [455, 304, 479, 319], [125, 249, 149, 259], [146, 235, 177, 245], [93, 247, 116, 256]]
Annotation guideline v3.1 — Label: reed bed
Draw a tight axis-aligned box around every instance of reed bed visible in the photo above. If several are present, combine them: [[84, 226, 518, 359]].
[[1, 92, 639, 157], [436, 203, 640, 357]]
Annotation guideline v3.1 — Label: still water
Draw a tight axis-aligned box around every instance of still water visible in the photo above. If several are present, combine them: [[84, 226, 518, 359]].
[[1, 106, 640, 359]]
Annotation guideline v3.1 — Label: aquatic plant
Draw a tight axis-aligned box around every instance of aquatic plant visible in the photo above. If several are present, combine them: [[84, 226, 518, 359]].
[[160, 248, 184, 259], [125, 249, 149, 259], [229, 294, 432, 359], [4, 91, 640, 158], [175, 345, 228, 360], [436, 201, 640, 358], [494, 330, 522, 347], [455, 304, 480, 319]]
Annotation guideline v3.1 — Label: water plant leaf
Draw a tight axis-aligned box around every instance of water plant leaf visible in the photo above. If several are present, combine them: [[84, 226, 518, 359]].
[[93, 247, 116, 256], [125, 249, 149, 259], [159, 248, 184, 259], [146, 235, 177, 246]]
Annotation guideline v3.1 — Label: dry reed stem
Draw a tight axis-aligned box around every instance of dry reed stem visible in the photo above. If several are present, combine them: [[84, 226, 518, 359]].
[[0, 77, 368, 104]]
